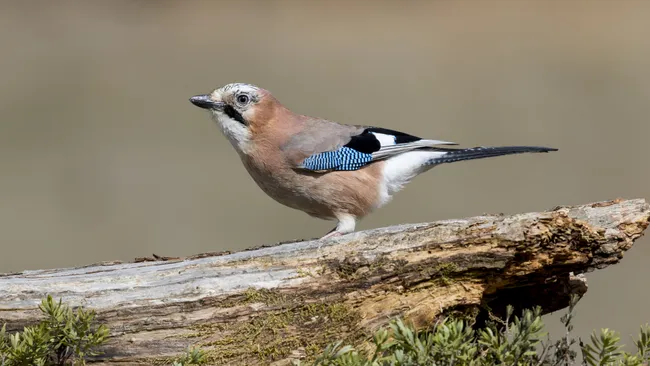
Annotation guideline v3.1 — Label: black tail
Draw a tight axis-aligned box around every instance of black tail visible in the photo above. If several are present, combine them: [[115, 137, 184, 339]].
[[428, 146, 557, 165]]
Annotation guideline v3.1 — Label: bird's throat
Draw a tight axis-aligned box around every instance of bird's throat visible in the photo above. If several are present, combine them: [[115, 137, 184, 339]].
[[223, 105, 247, 126]]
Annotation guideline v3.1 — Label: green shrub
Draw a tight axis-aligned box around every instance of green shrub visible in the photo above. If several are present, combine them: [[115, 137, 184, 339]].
[[0, 295, 108, 366], [296, 296, 650, 366], [171, 346, 206, 366], [2, 295, 649, 366]]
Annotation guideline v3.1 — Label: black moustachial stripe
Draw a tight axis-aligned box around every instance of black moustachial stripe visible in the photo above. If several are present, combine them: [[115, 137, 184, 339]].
[[223, 105, 247, 125]]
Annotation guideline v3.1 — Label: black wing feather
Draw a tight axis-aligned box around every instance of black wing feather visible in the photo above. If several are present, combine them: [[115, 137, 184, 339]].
[[342, 127, 423, 154]]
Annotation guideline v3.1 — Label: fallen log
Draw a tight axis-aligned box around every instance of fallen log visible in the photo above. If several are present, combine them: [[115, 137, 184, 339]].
[[0, 198, 648, 365]]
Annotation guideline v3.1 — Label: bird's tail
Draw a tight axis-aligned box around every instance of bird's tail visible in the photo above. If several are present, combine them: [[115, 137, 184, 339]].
[[427, 146, 557, 165]]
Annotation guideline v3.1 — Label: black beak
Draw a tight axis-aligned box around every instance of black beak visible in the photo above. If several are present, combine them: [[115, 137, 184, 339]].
[[189, 94, 224, 110]]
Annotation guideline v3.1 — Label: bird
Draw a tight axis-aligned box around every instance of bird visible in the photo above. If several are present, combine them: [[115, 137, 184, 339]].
[[189, 83, 557, 240]]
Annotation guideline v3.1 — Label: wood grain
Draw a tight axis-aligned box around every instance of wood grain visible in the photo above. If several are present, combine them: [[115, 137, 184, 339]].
[[1, 198, 648, 365]]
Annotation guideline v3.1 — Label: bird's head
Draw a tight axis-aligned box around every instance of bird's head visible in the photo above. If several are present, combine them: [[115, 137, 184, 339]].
[[190, 83, 279, 152]]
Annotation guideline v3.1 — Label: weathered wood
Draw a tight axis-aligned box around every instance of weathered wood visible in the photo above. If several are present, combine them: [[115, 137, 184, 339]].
[[1, 198, 648, 365]]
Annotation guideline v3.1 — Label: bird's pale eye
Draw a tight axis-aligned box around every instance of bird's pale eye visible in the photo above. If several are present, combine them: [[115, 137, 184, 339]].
[[236, 94, 250, 105]]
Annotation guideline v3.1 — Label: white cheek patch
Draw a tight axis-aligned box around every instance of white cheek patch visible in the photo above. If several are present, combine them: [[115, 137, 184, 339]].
[[211, 111, 252, 154], [370, 132, 397, 147]]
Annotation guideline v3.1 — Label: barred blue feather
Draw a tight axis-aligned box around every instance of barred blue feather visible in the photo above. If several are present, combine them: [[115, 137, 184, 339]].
[[300, 147, 373, 171]]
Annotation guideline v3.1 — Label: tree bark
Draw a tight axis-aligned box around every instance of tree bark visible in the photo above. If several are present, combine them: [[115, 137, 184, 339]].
[[1, 198, 648, 365]]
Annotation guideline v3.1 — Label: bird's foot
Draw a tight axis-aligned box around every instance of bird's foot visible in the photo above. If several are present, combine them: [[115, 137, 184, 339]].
[[316, 228, 343, 252], [319, 230, 343, 240], [317, 215, 356, 251]]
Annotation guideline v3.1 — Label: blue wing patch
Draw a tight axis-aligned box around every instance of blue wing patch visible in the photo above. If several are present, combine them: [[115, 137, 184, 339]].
[[300, 147, 373, 171]]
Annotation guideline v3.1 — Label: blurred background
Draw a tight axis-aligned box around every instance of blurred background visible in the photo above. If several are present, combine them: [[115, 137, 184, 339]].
[[0, 0, 648, 353]]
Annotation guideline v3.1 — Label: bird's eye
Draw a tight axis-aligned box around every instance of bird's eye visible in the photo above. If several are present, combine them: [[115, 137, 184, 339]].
[[236, 94, 250, 105]]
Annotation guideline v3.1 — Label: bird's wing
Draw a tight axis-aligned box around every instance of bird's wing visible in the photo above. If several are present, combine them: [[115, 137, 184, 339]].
[[282, 120, 456, 172]]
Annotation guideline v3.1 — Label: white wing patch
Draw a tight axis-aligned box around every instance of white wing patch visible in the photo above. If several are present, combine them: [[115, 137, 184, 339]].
[[371, 139, 457, 160], [420, 139, 457, 146], [370, 132, 397, 146]]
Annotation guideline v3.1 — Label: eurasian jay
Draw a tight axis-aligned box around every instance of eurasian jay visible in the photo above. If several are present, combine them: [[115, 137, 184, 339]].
[[189, 83, 557, 239]]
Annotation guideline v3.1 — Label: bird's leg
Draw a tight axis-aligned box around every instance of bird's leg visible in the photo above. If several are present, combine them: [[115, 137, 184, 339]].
[[319, 214, 356, 240]]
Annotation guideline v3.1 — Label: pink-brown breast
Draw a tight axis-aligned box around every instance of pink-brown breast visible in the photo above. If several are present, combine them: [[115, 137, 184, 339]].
[[241, 148, 385, 220], [240, 100, 385, 220]]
